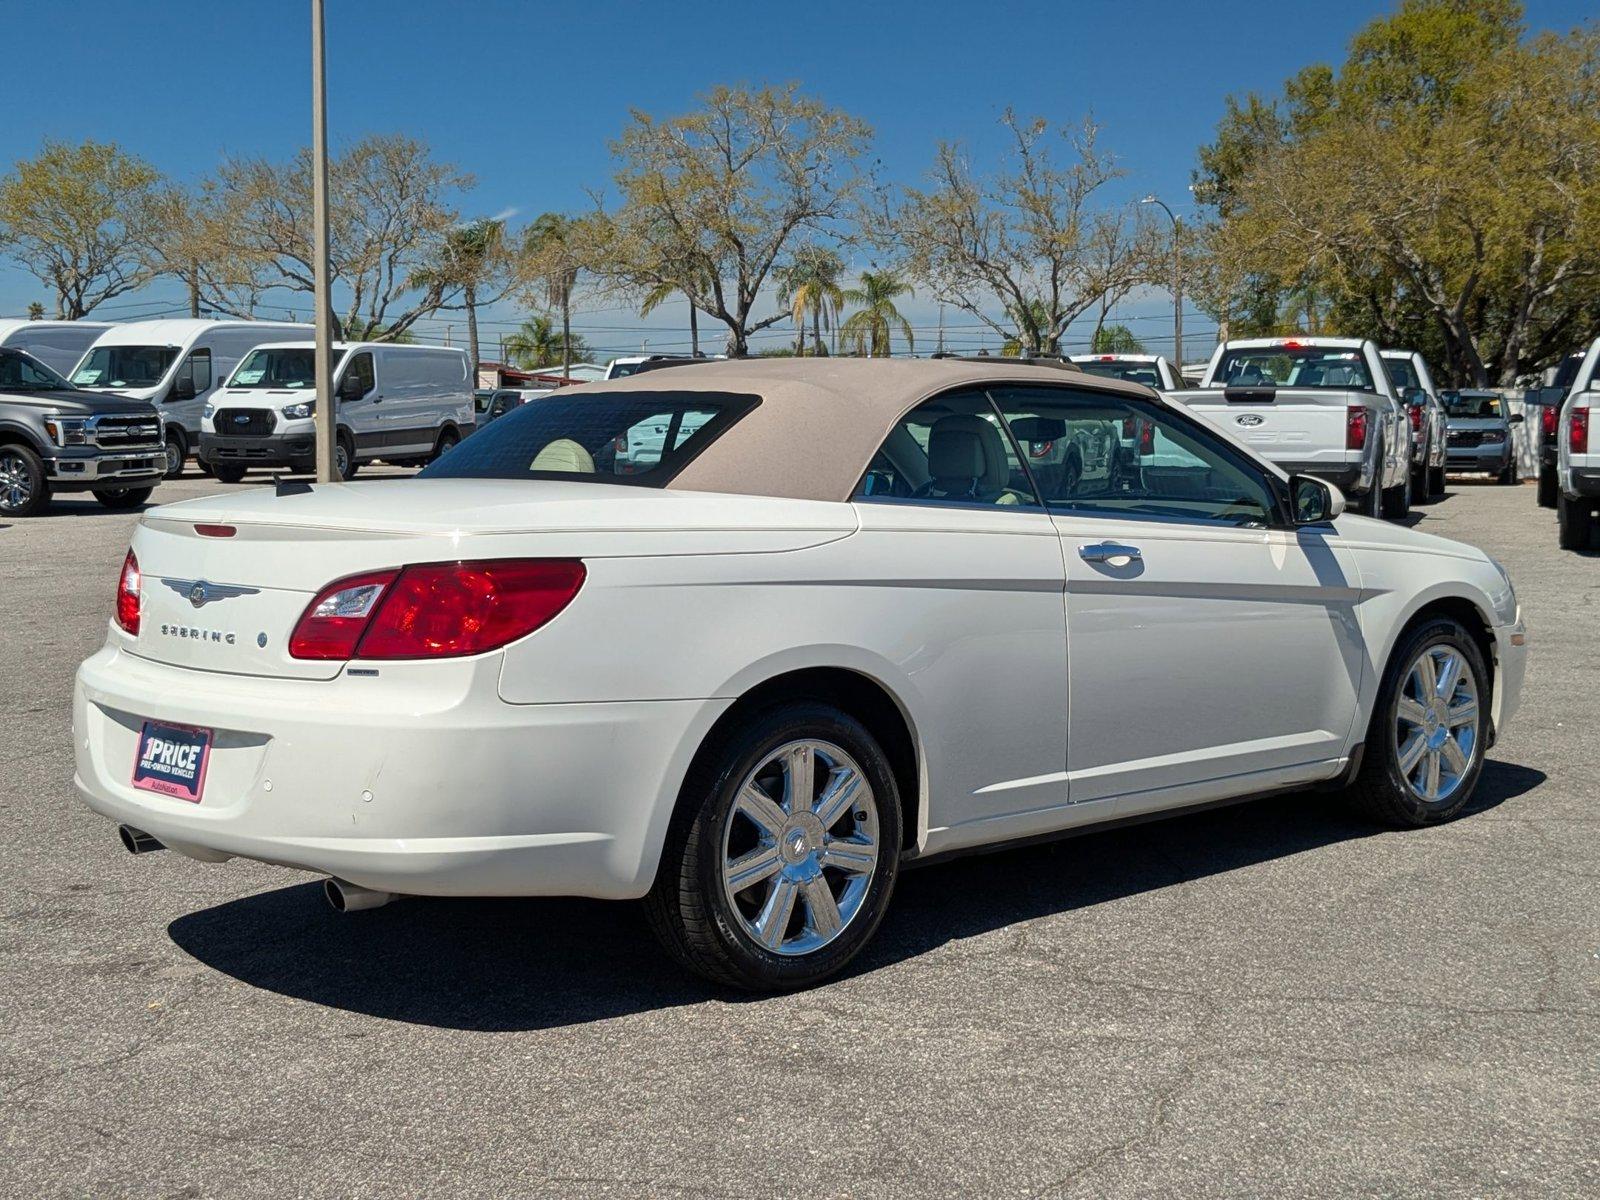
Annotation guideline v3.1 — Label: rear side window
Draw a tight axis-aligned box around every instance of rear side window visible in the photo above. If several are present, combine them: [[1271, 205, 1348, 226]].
[[420, 390, 760, 485]]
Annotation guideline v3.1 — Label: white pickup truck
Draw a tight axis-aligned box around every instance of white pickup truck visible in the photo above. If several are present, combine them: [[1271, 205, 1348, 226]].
[[1169, 336, 1413, 520], [1068, 354, 1184, 391], [1555, 336, 1600, 550]]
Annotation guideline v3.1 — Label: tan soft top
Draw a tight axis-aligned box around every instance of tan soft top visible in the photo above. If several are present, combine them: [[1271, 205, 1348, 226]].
[[565, 358, 1153, 502]]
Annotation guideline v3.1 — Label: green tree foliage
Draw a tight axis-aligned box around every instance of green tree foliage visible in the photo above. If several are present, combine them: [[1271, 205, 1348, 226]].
[[774, 245, 846, 356], [592, 85, 870, 357], [502, 314, 589, 369], [1194, 1, 1600, 384], [412, 218, 513, 368], [838, 270, 914, 357], [1091, 324, 1146, 353], [0, 140, 161, 318]]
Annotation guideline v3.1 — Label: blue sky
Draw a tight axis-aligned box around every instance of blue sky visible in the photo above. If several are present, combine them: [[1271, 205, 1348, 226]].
[[2, 0, 1593, 361]]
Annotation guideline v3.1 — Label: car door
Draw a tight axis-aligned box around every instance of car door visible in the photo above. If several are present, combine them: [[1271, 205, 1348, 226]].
[[850, 389, 1069, 838], [337, 351, 380, 454], [990, 384, 1364, 809]]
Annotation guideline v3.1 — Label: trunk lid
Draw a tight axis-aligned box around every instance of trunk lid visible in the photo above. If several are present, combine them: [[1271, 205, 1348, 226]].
[[125, 479, 857, 680], [1171, 386, 1370, 457]]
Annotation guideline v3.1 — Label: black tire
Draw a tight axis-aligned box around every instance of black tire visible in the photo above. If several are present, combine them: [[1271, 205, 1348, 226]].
[[1410, 464, 1429, 504], [1557, 492, 1595, 551], [1428, 465, 1446, 497], [336, 434, 358, 481], [645, 701, 902, 991], [430, 427, 459, 464], [1381, 456, 1411, 520], [1537, 466, 1557, 508], [162, 428, 187, 479], [0, 442, 50, 518], [212, 464, 247, 484], [1343, 617, 1490, 828], [1498, 459, 1517, 486], [92, 486, 154, 510]]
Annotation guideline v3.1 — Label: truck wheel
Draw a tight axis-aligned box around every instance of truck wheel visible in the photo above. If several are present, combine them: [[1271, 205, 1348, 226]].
[[162, 429, 188, 479], [1343, 617, 1489, 828], [1428, 465, 1446, 498], [1557, 493, 1595, 551], [1537, 467, 1557, 508], [212, 464, 247, 484], [336, 434, 358, 481], [1498, 459, 1517, 486], [1410, 464, 1429, 504], [1381, 468, 1411, 520], [645, 702, 902, 991], [430, 427, 459, 464], [0, 444, 50, 518], [92, 486, 154, 510]]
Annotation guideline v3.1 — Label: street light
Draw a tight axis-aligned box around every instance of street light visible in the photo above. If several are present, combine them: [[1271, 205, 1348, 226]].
[[1140, 194, 1183, 370], [310, 0, 336, 483]]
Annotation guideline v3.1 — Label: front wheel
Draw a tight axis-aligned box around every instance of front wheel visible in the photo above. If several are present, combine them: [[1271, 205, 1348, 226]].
[[212, 464, 247, 484], [1343, 618, 1490, 828], [1382, 469, 1411, 520], [92, 486, 154, 510], [645, 702, 902, 991], [335, 435, 358, 481], [0, 444, 49, 518], [162, 430, 187, 479], [1498, 459, 1518, 486]]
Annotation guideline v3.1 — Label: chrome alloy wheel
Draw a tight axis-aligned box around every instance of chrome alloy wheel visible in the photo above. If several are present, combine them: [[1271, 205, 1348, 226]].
[[1394, 644, 1479, 803], [720, 740, 880, 957], [1, 449, 34, 511]]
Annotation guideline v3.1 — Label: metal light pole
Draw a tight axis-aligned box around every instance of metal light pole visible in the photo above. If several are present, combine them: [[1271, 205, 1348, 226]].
[[310, 0, 337, 483], [1141, 194, 1182, 370]]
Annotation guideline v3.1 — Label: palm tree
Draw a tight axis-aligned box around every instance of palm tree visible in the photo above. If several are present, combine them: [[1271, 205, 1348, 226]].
[[838, 270, 914, 358], [774, 247, 845, 357], [639, 266, 715, 357], [524, 213, 583, 381], [503, 315, 588, 370], [420, 218, 505, 370]]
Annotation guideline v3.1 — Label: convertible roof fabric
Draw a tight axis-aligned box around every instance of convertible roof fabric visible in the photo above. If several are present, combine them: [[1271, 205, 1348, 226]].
[[562, 358, 1153, 502]]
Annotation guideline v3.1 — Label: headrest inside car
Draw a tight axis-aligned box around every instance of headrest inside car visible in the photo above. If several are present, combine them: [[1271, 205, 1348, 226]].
[[928, 427, 986, 479]]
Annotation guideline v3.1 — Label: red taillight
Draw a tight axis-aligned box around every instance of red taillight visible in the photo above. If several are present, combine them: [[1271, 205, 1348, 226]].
[[1347, 406, 1369, 450], [115, 549, 141, 635], [1541, 403, 1558, 439], [1280, 340, 1304, 350], [288, 570, 398, 659], [289, 560, 586, 661], [1572, 408, 1590, 455], [194, 523, 236, 538], [1408, 404, 1422, 434], [1139, 421, 1155, 456], [1099, 355, 1115, 362]]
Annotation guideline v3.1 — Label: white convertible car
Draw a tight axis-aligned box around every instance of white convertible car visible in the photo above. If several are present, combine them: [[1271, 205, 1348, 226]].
[[75, 359, 1526, 989]]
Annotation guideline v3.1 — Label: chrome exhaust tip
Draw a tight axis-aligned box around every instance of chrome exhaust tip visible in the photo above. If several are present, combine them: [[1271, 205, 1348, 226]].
[[323, 878, 394, 913], [118, 825, 165, 855]]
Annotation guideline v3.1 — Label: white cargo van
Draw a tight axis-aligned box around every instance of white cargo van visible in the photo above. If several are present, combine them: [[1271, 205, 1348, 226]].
[[70, 319, 310, 477], [0, 319, 111, 376], [199, 341, 474, 482]]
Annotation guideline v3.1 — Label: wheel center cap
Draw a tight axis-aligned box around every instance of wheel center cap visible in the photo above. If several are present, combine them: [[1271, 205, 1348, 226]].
[[778, 813, 825, 864]]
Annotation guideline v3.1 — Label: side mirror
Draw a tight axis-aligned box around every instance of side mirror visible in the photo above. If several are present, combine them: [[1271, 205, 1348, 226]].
[[1508, 412, 1524, 425], [1290, 474, 1344, 524], [168, 377, 196, 402], [337, 374, 364, 401]]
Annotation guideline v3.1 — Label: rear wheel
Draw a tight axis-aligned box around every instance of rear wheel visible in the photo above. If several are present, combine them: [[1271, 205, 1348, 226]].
[[0, 444, 49, 518], [212, 464, 247, 484], [430, 427, 459, 464], [93, 486, 154, 510], [1344, 618, 1489, 828], [1428, 465, 1446, 497], [1557, 492, 1595, 550], [1537, 466, 1557, 508], [1382, 463, 1411, 520], [645, 702, 901, 991]]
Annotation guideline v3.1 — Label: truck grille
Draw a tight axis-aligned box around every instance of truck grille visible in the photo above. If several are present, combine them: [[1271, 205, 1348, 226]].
[[213, 408, 276, 437], [88, 414, 162, 448], [1447, 429, 1484, 448]]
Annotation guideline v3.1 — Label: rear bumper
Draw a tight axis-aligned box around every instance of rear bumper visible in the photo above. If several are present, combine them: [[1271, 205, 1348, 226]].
[[201, 433, 314, 471], [1563, 465, 1600, 499], [72, 641, 728, 899], [45, 447, 165, 489]]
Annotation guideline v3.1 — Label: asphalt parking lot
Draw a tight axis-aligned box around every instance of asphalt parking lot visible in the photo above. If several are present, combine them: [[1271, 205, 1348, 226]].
[[1, 472, 1595, 1198]]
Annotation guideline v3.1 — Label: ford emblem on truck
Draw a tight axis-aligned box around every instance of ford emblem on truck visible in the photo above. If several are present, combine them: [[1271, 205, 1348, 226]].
[[1236, 414, 1265, 426]]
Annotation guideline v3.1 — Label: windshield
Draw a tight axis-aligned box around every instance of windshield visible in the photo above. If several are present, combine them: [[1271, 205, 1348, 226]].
[[1075, 360, 1163, 388], [419, 390, 760, 485], [228, 347, 345, 389], [1384, 358, 1420, 391], [1442, 392, 1503, 419], [1214, 346, 1375, 391], [72, 345, 178, 389], [0, 347, 74, 391]]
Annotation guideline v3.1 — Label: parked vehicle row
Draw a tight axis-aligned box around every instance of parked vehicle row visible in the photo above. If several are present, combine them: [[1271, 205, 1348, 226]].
[[1550, 337, 1600, 550], [76, 357, 1526, 990], [1380, 349, 1448, 499]]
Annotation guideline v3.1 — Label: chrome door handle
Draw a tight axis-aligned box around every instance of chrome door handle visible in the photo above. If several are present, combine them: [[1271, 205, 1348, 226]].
[[1078, 541, 1142, 564]]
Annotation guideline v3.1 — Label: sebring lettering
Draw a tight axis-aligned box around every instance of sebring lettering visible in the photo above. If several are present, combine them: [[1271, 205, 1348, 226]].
[[160, 623, 236, 644]]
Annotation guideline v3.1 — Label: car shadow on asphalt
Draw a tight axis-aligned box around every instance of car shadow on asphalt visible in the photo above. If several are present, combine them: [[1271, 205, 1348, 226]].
[[166, 759, 1545, 1031]]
